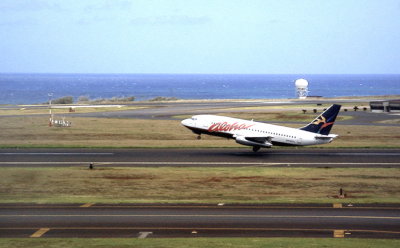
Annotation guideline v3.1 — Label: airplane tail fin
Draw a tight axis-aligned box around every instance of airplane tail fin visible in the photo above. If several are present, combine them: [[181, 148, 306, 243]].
[[300, 104, 341, 135]]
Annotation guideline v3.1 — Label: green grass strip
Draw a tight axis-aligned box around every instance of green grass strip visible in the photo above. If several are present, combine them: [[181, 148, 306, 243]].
[[0, 238, 399, 248]]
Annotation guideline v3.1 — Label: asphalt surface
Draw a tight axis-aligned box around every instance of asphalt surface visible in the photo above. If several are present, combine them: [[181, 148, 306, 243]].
[[1, 204, 399, 238], [1, 148, 400, 168]]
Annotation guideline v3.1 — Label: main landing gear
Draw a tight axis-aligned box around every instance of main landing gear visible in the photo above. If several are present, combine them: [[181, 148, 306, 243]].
[[197, 135, 201, 140], [252, 146, 261, 152]]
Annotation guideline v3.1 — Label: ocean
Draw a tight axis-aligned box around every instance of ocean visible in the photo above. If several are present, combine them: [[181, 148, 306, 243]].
[[0, 74, 399, 105]]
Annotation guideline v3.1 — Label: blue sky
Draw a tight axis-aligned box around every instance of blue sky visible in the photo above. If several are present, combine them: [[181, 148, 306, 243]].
[[0, 0, 399, 74]]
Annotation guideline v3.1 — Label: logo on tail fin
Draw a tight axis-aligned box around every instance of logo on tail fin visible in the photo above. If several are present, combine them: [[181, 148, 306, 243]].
[[312, 116, 326, 125], [312, 116, 334, 133]]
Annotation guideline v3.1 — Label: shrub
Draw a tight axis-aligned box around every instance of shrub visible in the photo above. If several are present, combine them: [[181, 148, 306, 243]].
[[52, 96, 74, 104], [149, 96, 178, 102]]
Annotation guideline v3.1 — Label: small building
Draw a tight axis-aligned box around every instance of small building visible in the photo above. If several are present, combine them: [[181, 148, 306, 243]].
[[390, 100, 400, 112], [370, 100, 400, 113]]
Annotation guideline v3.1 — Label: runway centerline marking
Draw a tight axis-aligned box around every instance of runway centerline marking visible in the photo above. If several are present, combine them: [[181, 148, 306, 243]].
[[2, 205, 400, 210], [30, 228, 50, 238], [2, 214, 399, 220], [1, 152, 399, 156], [0, 153, 114, 156], [1, 162, 400, 166], [269, 152, 400, 156]]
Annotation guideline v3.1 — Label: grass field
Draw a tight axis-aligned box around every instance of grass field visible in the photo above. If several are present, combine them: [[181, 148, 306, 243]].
[[0, 114, 399, 148], [1, 167, 399, 204], [1, 238, 399, 248]]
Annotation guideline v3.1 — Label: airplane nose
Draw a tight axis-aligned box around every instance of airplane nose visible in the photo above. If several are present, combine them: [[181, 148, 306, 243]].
[[181, 118, 196, 128], [181, 118, 191, 127]]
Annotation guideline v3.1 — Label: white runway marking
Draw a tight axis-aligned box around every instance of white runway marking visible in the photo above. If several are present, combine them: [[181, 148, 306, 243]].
[[0, 162, 399, 166], [3, 214, 400, 220], [1, 152, 399, 156], [270, 152, 400, 156], [138, 231, 153, 238], [0, 153, 114, 156]]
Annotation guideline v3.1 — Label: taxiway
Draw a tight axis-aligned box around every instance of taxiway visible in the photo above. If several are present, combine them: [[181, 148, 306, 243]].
[[1, 204, 399, 238], [0, 148, 400, 168]]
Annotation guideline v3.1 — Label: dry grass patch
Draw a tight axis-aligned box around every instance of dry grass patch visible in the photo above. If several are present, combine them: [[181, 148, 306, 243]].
[[0, 167, 399, 204], [0, 116, 223, 147], [1, 238, 399, 248], [323, 125, 400, 148], [0, 116, 399, 148]]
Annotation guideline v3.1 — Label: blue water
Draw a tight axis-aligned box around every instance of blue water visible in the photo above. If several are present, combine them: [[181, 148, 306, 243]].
[[0, 74, 399, 104]]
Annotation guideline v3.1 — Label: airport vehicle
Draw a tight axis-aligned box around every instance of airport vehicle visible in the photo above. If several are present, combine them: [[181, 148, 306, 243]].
[[181, 104, 341, 152]]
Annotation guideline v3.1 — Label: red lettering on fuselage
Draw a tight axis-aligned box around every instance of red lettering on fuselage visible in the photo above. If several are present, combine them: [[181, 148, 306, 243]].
[[208, 122, 254, 132]]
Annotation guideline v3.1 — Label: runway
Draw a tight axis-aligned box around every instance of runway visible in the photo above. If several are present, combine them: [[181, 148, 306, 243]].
[[1, 204, 399, 238], [1, 148, 400, 168]]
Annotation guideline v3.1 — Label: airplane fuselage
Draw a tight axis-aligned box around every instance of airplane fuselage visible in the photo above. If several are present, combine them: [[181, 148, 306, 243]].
[[181, 115, 336, 147]]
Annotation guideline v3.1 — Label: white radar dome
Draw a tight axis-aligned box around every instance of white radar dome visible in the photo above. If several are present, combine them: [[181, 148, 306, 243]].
[[295, 79, 309, 87]]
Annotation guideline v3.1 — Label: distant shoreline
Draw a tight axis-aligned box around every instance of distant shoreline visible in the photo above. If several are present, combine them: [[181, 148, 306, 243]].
[[1, 74, 399, 104], [1, 94, 400, 106]]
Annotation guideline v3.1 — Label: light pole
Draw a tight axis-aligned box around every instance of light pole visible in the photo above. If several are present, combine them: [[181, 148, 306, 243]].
[[48, 93, 53, 127]]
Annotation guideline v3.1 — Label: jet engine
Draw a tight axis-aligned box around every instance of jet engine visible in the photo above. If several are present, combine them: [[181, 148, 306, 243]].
[[235, 136, 272, 148]]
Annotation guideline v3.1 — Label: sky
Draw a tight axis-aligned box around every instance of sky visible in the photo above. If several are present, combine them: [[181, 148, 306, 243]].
[[0, 0, 400, 74]]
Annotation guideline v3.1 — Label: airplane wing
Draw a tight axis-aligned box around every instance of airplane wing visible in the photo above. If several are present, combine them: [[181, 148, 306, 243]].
[[234, 135, 273, 148], [246, 136, 272, 144]]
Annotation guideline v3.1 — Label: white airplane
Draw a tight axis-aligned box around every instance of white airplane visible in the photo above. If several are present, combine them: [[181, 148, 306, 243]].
[[181, 104, 341, 152]]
